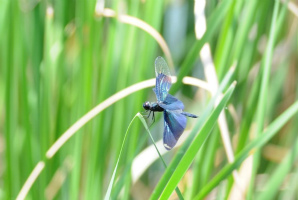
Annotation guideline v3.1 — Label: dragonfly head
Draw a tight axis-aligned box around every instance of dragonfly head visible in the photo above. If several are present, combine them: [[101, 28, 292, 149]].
[[143, 101, 151, 110]]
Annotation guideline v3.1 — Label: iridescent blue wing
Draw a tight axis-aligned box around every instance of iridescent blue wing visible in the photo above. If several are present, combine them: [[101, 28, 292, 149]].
[[154, 57, 172, 102], [153, 73, 171, 102], [163, 110, 187, 150], [159, 94, 184, 110]]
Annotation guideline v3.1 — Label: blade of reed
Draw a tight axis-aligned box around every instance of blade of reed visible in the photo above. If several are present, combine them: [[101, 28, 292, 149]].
[[150, 64, 235, 200], [105, 113, 183, 200], [137, 114, 184, 200], [256, 137, 298, 200], [104, 114, 139, 200], [158, 81, 236, 199], [171, 0, 234, 93], [195, 101, 298, 199], [250, 0, 280, 198]]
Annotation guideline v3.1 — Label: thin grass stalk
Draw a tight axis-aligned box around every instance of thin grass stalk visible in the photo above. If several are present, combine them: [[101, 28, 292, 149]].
[[250, 1, 280, 198]]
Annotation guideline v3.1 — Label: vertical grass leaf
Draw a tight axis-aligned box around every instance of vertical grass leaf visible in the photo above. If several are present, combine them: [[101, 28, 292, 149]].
[[195, 101, 298, 199], [158, 81, 236, 199], [137, 114, 184, 200], [150, 65, 235, 200], [104, 114, 139, 200]]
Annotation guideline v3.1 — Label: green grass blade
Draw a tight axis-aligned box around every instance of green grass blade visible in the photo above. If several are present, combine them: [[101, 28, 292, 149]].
[[104, 114, 139, 200], [256, 138, 298, 200], [150, 66, 235, 200], [104, 113, 184, 200], [5, 1, 18, 198], [3, 1, 298, 199], [195, 101, 298, 199], [104, 112, 184, 200], [170, 0, 234, 93], [159, 81, 236, 199], [250, 0, 280, 197], [255, 0, 280, 138], [137, 114, 184, 200]]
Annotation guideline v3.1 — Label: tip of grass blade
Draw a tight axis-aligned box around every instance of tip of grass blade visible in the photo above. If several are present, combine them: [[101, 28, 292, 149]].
[[230, 61, 237, 72], [104, 113, 140, 200]]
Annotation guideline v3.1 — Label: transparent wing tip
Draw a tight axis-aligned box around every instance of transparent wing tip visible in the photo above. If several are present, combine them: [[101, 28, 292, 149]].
[[155, 56, 171, 76], [155, 56, 163, 61], [155, 56, 165, 67]]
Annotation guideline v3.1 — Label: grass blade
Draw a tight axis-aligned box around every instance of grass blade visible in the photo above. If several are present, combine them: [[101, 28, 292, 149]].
[[250, 0, 280, 197], [105, 113, 184, 200], [171, 0, 234, 93], [195, 101, 298, 199], [256, 138, 298, 200], [137, 114, 184, 200], [159, 81, 236, 199], [150, 65, 235, 200], [104, 114, 139, 200]]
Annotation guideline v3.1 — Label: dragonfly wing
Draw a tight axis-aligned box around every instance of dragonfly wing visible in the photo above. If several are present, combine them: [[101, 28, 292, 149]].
[[163, 122, 177, 150], [154, 57, 172, 102], [163, 110, 187, 150], [159, 94, 184, 110], [155, 73, 172, 102], [155, 56, 171, 77]]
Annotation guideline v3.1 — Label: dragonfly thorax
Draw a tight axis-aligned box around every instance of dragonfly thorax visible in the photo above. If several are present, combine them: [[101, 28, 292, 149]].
[[143, 101, 164, 112]]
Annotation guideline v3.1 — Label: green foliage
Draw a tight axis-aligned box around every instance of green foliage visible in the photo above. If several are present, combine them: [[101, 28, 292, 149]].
[[1, 0, 298, 199]]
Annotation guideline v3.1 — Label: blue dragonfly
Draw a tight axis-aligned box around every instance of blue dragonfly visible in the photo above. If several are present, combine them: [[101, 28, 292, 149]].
[[143, 56, 198, 150]]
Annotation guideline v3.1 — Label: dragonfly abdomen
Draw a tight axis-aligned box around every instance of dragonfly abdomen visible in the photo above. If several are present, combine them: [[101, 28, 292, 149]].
[[181, 112, 198, 118]]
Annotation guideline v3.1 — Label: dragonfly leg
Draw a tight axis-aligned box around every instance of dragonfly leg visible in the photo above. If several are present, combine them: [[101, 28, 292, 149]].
[[152, 112, 155, 122], [146, 110, 151, 119]]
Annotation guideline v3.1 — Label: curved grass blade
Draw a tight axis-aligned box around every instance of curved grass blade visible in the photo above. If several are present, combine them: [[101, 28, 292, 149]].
[[104, 114, 139, 200], [104, 113, 183, 200], [150, 66, 235, 200], [256, 138, 298, 200], [158, 81, 236, 199], [137, 114, 184, 200], [195, 101, 298, 199]]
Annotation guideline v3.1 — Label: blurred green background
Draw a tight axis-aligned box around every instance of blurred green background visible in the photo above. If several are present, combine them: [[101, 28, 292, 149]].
[[1, 0, 298, 199]]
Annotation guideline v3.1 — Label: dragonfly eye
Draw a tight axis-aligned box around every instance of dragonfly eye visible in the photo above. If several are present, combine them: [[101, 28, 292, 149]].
[[143, 101, 150, 110]]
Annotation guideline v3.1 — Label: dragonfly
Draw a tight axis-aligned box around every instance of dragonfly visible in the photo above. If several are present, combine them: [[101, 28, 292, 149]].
[[143, 56, 198, 150]]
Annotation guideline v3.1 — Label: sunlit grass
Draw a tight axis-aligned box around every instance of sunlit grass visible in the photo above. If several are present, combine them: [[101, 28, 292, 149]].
[[1, 0, 298, 199]]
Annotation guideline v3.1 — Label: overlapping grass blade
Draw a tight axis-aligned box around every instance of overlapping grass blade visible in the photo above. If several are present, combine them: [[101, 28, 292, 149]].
[[2, 0, 298, 199], [171, 0, 234, 93], [256, 138, 298, 200], [250, 0, 280, 197], [137, 114, 184, 200], [158, 81, 236, 199], [104, 113, 184, 200], [150, 65, 235, 199], [104, 114, 139, 200], [195, 101, 298, 199]]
